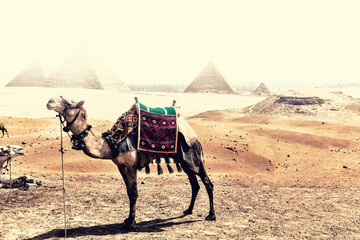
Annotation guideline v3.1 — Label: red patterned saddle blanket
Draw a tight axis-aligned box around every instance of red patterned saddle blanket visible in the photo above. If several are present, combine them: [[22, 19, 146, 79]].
[[137, 108, 177, 153], [104, 103, 178, 154]]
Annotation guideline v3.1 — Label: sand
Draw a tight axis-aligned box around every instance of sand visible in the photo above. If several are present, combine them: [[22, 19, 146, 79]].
[[1, 87, 360, 239]]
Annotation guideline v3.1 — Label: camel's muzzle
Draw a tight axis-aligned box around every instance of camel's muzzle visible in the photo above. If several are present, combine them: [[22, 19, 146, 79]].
[[17, 149, 25, 156]]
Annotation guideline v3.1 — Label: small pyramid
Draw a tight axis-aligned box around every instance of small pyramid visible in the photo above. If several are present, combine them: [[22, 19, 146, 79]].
[[45, 45, 129, 91], [253, 82, 271, 95], [6, 59, 53, 87], [184, 62, 234, 94]]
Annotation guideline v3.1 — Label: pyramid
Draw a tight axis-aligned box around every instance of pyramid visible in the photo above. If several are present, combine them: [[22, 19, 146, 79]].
[[6, 59, 53, 87], [45, 45, 129, 91], [184, 62, 234, 94], [253, 82, 271, 96]]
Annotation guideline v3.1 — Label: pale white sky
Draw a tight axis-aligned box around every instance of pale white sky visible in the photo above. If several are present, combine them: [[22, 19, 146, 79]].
[[0, 0, 359, 89]]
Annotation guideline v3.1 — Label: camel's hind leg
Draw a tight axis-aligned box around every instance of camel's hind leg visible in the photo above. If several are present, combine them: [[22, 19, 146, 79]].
[[183, 171, 200, 215], [4, 129, 9, 138], [1, 129, 9, 138], [182, 165, 216, 221], [177, 135, 216, 220], [199, 165, 216, 221]]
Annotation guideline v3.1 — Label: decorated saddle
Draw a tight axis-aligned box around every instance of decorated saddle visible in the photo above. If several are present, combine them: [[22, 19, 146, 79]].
[[103, 102, 178, 154], [137, 103, 177, 153], [102, 100, 202, 175]]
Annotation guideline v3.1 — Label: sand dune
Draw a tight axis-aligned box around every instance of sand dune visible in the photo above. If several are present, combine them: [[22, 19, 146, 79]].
[[242, 87, 360, 125]]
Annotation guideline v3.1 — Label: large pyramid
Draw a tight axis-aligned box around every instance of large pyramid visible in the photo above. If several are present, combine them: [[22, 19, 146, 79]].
[[184, 62, 234, 94], [253, 82, 271, 96], [6, 59, 53, 87], [45, 45, 129, 91]]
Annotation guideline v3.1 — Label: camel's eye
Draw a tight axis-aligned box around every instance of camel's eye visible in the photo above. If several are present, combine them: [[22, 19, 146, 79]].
[[48, 100, 55, 103]]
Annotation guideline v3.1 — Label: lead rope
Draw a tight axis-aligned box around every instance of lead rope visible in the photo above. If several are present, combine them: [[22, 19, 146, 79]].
[[5, 155, 12, 203], [58, 115, 67, 239]]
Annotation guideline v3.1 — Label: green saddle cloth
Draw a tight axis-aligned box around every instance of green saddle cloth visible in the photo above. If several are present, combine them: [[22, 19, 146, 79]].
[[139, 103, 176, 115]]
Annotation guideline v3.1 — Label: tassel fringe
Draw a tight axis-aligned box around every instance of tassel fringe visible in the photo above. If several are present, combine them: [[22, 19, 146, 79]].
[[145, 164, 150, 174], [136, 153, 142, 170], [165, 155, 171, 164], [155, 154, 161, 164], [167, 164, 174, 173], [157, 164, 163, 175], [176, 162, 182, 172], [138, 152, 181, 174]]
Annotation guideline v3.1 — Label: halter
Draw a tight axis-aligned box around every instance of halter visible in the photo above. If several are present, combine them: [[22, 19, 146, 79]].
[[57, 97, 92, 150], [59, 104, 82, 132], [70, 124, 92, 150]]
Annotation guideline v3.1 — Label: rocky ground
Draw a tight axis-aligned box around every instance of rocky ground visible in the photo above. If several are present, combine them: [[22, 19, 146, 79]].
[[1, 105, 360, 239]]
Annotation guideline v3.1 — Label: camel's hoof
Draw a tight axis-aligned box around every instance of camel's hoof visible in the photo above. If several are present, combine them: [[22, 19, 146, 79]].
[[122, 218, 135, 230], [205, 214, 216, 221], [183, 209, 193, 215]]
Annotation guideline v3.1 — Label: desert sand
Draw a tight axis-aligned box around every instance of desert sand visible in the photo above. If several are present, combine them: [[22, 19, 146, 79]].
[[1, 87, 360, 239]]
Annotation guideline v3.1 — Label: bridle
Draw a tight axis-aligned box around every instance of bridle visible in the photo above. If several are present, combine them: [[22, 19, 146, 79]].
[[59, 104, 82, 133], [57, 97, 92, 150]]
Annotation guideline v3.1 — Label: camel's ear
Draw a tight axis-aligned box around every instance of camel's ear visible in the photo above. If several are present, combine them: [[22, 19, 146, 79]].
[[60, 96, 71, 106], [77, 101, 85, 108]]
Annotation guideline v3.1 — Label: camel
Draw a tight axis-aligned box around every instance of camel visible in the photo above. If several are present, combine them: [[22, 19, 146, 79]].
[[46, 97, 215, 229], [0, 175, 42, 190], [0, 123, 9, 138], [0, 145, 25, 174]]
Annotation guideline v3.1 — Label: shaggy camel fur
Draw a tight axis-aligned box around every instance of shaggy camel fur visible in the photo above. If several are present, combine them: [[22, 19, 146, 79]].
[[0, 123, 9, 138], [47, 97, 215, 229]]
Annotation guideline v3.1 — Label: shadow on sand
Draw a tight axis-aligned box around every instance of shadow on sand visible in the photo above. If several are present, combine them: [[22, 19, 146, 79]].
[[24, 215, 199, 240]]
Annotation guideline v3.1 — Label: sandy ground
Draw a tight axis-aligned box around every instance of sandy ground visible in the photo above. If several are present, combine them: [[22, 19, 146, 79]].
[[1, 87, 360, 239]]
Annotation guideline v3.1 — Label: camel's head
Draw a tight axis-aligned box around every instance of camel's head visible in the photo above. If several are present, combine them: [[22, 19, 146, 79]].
[[47, 97, 88, 134], [46, 97, 84, 114], [0, 145, 25, 158]]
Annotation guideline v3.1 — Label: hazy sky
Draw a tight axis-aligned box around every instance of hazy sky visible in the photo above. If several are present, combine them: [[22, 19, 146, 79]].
[[1, 0, 359, 89]]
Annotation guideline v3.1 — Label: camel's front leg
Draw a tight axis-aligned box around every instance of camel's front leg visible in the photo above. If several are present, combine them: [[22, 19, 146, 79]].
[[117, 154, 138, 228], [0, 157, 5, 174], [118, 164, 138, 228]]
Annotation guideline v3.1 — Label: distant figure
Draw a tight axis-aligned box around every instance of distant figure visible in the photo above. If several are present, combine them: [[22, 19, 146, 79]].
[[0, 123, 9, 138]]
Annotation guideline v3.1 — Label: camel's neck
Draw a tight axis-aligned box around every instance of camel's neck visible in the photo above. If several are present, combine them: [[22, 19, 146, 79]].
[[82, 130, 113, 159], [69, 122, 113, 159]]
